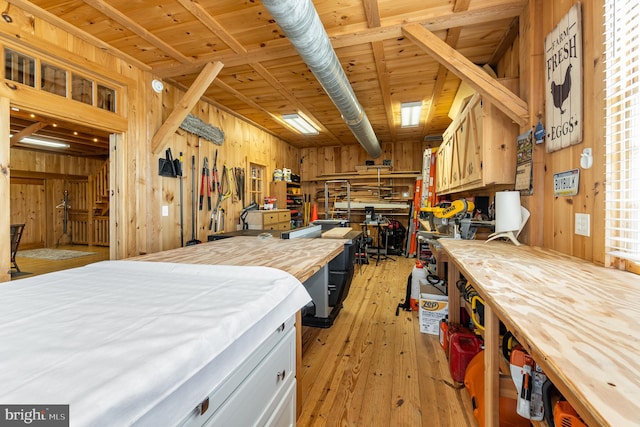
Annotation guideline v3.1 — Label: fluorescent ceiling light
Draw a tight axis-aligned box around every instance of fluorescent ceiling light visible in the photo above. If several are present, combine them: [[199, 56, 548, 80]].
[[20, 136, 70, 149], [401, 101, 422, 128], [282, 114, 319, 135]]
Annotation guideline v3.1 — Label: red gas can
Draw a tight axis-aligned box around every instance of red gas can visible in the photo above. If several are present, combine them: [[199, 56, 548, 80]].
[[445, 323, 466, 358], [449, 331, 482, 382]]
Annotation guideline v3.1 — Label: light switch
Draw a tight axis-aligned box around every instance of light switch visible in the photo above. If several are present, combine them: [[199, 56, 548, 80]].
[[162, 205, 169, 217], [575, 213, 590, 237]]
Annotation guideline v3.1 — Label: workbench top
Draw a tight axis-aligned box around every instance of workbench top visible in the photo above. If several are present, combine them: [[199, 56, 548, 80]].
[[131, 236, 347, 284], [439, 239, 640, 427]]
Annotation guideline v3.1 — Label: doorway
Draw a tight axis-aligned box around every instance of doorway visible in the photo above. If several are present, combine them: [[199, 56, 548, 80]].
[[9, 108, 112, 279]]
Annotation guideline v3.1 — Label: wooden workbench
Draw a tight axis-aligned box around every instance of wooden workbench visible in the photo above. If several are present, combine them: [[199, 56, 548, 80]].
[[131, 235, 347, 419], [131, 235, 346, 284], [440, 239, 640, 427]]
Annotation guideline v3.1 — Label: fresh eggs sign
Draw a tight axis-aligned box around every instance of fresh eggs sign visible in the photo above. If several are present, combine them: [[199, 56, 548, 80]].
[[544, 3, 583, 153]]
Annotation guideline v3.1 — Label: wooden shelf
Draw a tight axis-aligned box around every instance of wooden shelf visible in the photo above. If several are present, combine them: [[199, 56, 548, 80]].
[[312, 172, 420, 180]]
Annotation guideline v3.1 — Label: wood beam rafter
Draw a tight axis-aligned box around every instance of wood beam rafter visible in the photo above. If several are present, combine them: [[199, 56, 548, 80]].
[[402, 23, 529, 127], [423, 0, 471, 135], [363, 0, 396, 140], [10, 121, 48, 146], [488, 16, 520, 67], [154, 2, 527, 78], [177, 0, 340, 144], [151, 62, 224, 154], [80, 0, 192, 65]]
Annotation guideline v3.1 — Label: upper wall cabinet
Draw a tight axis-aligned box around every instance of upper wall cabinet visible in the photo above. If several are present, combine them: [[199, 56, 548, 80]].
[[436, 79, 519, 195]]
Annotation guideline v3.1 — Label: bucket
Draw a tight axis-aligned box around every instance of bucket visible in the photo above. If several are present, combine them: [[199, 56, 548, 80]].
[[273, 169, 283, 181], [410, 261, 426, 311], [283, 168, 292, 182]]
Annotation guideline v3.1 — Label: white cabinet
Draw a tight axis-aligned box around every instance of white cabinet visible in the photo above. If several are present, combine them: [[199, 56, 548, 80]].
[[180, 317, 297, 427]]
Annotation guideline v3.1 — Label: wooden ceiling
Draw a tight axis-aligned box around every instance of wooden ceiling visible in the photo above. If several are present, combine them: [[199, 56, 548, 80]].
[[12, 0, 526, 155]]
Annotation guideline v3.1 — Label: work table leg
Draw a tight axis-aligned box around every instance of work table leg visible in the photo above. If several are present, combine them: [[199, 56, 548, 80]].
[[484, 305, 500, 427], [447, 262, 460, 324]]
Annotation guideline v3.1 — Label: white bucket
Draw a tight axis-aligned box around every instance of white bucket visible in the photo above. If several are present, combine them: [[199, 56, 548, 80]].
[[411, 262, 426, 311]]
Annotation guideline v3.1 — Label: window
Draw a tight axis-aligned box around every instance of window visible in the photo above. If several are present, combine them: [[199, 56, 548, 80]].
[[2, 45, 118, 112], [4, 48, 35, 87], [41, 62, 67, 96], [249, 163, 265, 206], [604, 0, 640, 271], [72, 73, 93, 105], [97, 84, 116, 113]]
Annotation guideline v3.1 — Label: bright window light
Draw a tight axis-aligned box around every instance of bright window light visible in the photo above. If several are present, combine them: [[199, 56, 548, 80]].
[[20, 136, 70, 149], [401, 101, 423, 127], [282, 114, 319, 135]]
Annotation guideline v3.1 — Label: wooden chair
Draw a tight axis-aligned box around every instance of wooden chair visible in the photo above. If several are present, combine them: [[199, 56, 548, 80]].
[[10, 224, 25, 273]]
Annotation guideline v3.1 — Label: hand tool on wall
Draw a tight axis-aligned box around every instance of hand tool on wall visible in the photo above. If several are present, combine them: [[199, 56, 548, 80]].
[[186, 155, 201, 245], [212, 149, 220, 196], [209, 164, 233, 231], [178, 152, 184, 247], [199, 157, 211, 211]]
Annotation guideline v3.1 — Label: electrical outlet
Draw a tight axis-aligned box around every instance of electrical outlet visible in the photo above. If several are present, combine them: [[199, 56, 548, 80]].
[[162, 205, 169, 217], [575, 213, 590, 236]]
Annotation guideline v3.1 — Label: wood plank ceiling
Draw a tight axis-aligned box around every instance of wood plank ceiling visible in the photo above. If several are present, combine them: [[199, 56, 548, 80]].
[[12, 0, 526, 155]]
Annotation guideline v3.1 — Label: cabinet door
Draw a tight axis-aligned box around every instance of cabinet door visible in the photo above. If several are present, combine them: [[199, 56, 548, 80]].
[[458, 98, 482, 186], [436, 137, 452, 193]]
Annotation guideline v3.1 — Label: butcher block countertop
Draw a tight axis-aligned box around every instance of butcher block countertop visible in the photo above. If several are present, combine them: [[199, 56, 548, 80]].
[[131, 236, 347, 283], [439, 239, 640, 427]]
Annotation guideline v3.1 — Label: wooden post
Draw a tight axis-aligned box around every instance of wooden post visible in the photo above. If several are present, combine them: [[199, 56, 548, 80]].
[[447, 260, 460, 323], [1, 97, 10, 282], [484, 304, 500, 427]]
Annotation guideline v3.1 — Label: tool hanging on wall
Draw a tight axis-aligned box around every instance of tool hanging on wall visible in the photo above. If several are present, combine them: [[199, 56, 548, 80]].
[[56, 190, 71, 247], [212, 149, 220, 195], [233, 167, 245, 205], [159, 148, 179, 177], [209, 164, 233, 231], [199, 157, 211, 211], [178, 152, 184, 247], [186, 155, 201, 245]]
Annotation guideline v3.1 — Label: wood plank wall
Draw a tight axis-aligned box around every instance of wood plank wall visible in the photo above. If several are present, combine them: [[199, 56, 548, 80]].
[[9, 150, 104, 249], [519, 0, 606, 264], [148, 87, 300, 252]]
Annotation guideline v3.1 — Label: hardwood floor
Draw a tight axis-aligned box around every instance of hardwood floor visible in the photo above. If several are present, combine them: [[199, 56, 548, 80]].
[[299, 256, 477, 427], [11, 245, 110, 280]]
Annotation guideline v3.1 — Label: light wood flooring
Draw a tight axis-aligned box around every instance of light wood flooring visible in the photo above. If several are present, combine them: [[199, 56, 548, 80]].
[[298, 255, 477, 427], [11, 245, 110, 280]]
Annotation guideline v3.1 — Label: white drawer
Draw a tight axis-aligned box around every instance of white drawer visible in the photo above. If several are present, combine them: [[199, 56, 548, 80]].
[[203, 327, 296, 427], [179, 317, 295, 427], [263, 379, 296, 427]]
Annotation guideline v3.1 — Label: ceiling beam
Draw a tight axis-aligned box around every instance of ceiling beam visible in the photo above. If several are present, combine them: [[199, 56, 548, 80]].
[[177, 0, 341, 144], [8, 0, 151, 71], [151, 62, 224, 154], [423, 0, 471, 135], [363, 0, 395, 140], [10, 121, 48, 146], [153, 2, 526, 78], [402, 23, 529, 126], [488, 16, 520, 67], [80, 0, 192, 64]]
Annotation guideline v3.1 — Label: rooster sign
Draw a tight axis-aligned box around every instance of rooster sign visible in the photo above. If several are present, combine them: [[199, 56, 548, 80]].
[[544, 3, 583, 153]]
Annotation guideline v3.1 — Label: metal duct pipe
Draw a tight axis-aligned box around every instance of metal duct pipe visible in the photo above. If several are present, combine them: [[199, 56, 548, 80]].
[[262, 0, 382, 158]]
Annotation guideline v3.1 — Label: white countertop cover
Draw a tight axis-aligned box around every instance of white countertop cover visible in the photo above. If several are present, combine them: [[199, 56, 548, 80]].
[[0, 261, 311, 426]]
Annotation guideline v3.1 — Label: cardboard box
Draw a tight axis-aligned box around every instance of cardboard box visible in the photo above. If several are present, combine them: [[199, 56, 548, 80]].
[[419, 280, 448, 335]]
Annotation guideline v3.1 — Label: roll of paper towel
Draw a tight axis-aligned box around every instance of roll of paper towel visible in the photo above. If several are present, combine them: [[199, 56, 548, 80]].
[[495, 191, 522, 234]]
